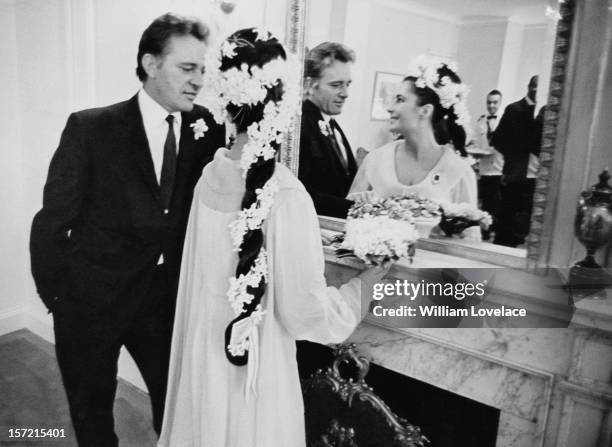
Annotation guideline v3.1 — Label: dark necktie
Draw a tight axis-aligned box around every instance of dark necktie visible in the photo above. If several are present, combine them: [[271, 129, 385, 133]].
[[486, 116, 496, 143], [328, 119, 349, 174], [160, 115, 177, 212]]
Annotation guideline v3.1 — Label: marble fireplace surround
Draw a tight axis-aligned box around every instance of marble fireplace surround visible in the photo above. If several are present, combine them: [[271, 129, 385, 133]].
[[324, 253, 612, 447], [348, 325, 555, 447]]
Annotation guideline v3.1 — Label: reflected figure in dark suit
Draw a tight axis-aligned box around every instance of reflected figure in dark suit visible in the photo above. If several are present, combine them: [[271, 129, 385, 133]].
[[491, 75, 544, 247], [29, 14, 224, 446], [298, 42, 357, 219]]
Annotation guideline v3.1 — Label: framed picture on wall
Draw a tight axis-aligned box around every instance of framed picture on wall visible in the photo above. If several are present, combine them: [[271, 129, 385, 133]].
[[370, 71, 404, 121]]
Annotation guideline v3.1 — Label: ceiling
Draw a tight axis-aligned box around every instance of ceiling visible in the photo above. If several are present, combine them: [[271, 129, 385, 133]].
[[378, 0, 553, 24]]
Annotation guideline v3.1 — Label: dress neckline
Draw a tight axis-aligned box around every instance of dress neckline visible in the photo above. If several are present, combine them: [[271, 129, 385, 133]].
[[391, 140, 448, 189]]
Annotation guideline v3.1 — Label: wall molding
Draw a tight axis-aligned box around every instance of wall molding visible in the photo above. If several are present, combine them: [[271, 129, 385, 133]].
[[0, 305, 27, 337]]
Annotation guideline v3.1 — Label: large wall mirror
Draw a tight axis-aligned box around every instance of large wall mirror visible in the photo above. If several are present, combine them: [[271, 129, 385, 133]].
[[285, 0, 575, 269]]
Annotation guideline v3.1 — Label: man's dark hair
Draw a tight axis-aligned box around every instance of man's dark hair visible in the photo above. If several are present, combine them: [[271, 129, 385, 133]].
[[304, 41, 355, 79], [488, 89, 502, 97], [136, 13, 209, 82]]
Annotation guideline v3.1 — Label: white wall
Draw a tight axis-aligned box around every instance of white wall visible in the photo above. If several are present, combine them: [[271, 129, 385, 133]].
[[2, 0, 284, 390], [305, 0, 550, 152], [0, 0, 29, 334], [514, 25, 547, 101], [355, 3, 458, 151], [456, 19, 547, 133], [456, 19, 508, 130]]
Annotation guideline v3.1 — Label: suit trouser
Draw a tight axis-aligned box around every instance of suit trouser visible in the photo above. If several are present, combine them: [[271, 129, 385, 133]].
[[52, 265, 173, 447], [478, 175, 502, 239], [494, 178, 536, 247]]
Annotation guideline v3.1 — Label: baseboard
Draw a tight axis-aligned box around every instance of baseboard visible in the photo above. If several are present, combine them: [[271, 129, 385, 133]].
[[0, 305, 27, 336], [23, 306, 55, 343]]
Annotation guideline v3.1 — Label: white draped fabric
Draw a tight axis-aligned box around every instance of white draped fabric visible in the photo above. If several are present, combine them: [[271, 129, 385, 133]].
[[158, 148, 363, 447]]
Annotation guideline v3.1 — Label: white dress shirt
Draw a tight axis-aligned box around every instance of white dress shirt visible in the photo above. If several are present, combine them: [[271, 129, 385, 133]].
[[138, 89, 181, 184], [476, 114, 503, 176], [138, 89, 181, 264]]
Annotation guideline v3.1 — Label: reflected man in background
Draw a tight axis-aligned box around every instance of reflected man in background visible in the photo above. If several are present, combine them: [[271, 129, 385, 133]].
[[476, 89, 504, 241], [298, 42, 358, 218], [491, 75, 543, 247]]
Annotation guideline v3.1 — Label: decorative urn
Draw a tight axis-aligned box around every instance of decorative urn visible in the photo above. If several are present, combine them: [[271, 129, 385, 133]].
[[569, 169, 612, 298]]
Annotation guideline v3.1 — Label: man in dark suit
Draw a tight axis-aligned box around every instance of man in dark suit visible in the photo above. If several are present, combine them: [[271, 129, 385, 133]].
[[298, 42, 357, 219], [29, 14, 224, 446], [491, 75, 543, 247]]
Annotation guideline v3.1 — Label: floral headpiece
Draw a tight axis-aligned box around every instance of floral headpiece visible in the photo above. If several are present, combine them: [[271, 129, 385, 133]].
[[405, 55, 471, 132], [201, 29, 301, 174], [201, 30, 300, 386]]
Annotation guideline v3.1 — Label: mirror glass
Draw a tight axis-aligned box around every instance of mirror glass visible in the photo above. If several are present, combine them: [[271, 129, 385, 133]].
[[298, 0, 561, 255]]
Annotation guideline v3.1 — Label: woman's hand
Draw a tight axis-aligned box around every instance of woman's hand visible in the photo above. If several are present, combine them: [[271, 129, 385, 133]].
[[346, 190, 380, 203], [357, 262, 393, 319], [358, 262, 393, 288]]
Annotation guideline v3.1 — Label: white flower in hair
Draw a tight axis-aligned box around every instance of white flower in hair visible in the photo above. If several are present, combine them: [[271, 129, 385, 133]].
[[221, 40, 237, 59], [253, 27, 271, 41], [405, 54, 471, 137]]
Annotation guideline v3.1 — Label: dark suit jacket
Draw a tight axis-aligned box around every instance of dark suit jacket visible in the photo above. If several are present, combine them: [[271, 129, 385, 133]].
[[30, 94, 224, 316], [298, 100, 357, 218], [491, 98, 542, 182]]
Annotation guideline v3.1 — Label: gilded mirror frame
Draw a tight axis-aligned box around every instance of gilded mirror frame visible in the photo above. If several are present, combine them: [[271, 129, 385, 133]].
[[282, 0, 577, 270]]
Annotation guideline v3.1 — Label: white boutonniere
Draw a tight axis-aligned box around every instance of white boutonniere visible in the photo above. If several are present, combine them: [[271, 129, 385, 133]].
[[318, 120, 331, 137], [190, 118, 209, 140]]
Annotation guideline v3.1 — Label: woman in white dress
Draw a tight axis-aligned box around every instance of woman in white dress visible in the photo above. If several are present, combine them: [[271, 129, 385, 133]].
[[349, 59, 477, 209], [158, 29, 387, 447]]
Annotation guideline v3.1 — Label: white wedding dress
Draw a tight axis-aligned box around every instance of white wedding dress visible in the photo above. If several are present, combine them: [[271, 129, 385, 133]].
[[349, 140, 480, 240], [158, 148, 363, 447], [349, 140, 478, 205]]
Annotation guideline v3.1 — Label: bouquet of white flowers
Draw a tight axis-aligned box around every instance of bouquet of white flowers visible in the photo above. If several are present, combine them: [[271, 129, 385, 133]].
[[438, 202, 492, 237], [336, 196, 422, 265]]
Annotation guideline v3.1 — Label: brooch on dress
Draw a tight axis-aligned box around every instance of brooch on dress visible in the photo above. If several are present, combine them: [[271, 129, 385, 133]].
[[432, 173, 441, 184]]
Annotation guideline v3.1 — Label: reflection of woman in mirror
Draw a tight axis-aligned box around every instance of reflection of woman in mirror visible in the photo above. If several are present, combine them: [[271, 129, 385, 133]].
[[348, 59, 477, 218], [159, 28, 388, 447]]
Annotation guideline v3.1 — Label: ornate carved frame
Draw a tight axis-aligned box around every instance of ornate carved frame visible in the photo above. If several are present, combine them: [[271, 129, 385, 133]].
[[526, 0, 576, 269], [283, 0, 577, 270], [302, 344, 428, 447], [281, 0, 307, 174]]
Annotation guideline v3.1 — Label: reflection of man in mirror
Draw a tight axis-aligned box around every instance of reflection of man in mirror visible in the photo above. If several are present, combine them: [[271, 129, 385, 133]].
[[491, 75, 543, 247], [298, 42, 358, 218], [476, 90, 504, 241]]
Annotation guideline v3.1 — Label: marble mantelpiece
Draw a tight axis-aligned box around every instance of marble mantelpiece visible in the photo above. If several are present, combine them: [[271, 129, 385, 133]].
[[323, 249, 612, 447]]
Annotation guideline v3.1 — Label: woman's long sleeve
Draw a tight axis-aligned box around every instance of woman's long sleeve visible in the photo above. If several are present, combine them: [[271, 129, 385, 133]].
[[271, 187, 362, 344]]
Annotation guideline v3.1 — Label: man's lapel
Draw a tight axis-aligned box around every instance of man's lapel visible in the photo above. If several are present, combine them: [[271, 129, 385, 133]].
[[303, 100, 347, 172], [125, 94, 161, 202]]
